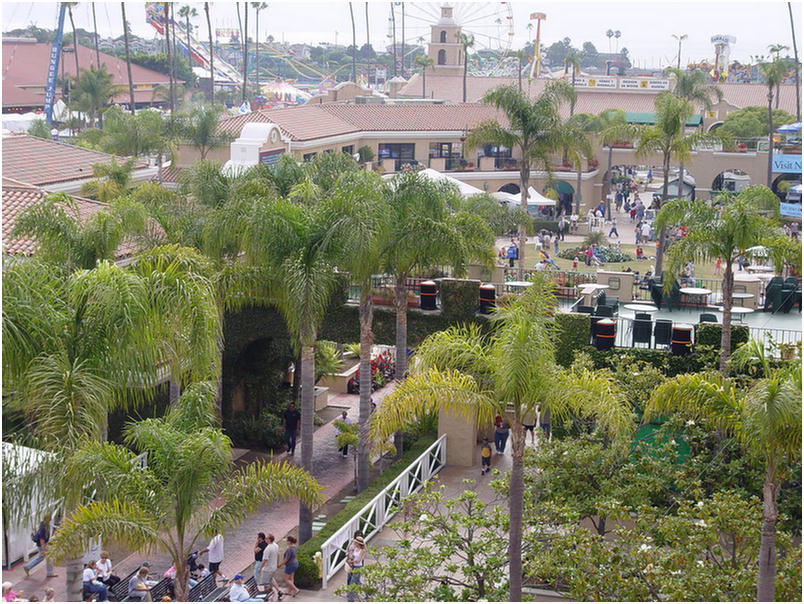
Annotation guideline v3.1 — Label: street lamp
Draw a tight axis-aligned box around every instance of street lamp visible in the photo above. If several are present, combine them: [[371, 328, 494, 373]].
[[672, 33, 688, 69]]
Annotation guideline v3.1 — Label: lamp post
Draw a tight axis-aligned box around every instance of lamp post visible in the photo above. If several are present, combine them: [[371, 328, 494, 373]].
[[672, 33, 687, 69]]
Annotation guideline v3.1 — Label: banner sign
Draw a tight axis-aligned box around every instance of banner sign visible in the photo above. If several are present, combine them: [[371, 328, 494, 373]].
[[780, 202, 802, 218], [772, 155, 802, 174], [44, 6, 66, 124], [619, 78, 670, 90], [572, 77, 617, 89]]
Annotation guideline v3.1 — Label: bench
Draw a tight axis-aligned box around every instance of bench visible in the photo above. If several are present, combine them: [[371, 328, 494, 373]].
[[121, 577, 171, 602], [188, 573, 217, 601], [110, 570, 137, 601]]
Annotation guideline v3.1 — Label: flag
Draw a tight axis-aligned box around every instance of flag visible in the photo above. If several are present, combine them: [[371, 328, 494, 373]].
[[238, 101, 252, 115]]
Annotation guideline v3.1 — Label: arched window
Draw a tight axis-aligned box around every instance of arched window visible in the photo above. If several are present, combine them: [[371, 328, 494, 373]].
[[437, 49, 446, 65], [439, 30, 447, 43]]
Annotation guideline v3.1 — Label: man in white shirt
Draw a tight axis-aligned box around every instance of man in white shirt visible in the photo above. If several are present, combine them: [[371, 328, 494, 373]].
[[260, 534, 282, 596], [200, 533, 225, 581], [228, 574, 262, 602]]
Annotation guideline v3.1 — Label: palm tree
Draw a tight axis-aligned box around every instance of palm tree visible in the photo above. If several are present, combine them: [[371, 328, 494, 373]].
[[91, 3, 101, 67], [413, 55, 434, 98], [596, 108, 628, 220], [47, 383, 323, 602], [178, 6, 199, 77], [645, 346, 801, 601], [319, 170, 390, 493], [654, 186, 793, 372], [606, 29, 614, 53], [464, 82, 575, 277], [180, 104, 234, 160], [2, 245, 223, 600], [372, 273, 632, 601], [629, 92, 725, 275], [205, 2, 215, 102], [564, 49, 583, 115], [162, 2, 175, 112], [614, 30, 621, 52], [251, 3, 268, 93], [457, 32, 475, 102], [79, 157, 137, 202], [768, 44, 790, 108], [121, 3, 136, 114], [666, 67, 723, 200], [787, 3, 801, 122], [349, 2, 357, 82], [72, 64, 121, 128], [64, 3, 80, 79], [562, 115, 596, 214], [760, 58, 788, 187], [242, 2, 249, 103]]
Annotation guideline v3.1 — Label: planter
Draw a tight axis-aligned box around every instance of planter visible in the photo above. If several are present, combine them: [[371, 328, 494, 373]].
[[556, 286, 577, 298], [370, 293, 419, 308]]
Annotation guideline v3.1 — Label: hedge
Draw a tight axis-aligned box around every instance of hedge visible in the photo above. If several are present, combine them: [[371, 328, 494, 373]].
[[579, 345, 720, 376], [554, 313, 591, 368], [695, 323, 749, 352], [295, 435, 437, 588], [533, 219, 559, 233]]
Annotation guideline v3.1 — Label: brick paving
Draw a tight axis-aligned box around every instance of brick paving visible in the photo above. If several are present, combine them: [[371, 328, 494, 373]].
[[1, 383, 396, 602]]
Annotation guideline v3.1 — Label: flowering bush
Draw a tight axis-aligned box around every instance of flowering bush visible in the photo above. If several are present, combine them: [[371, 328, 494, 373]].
[[347, 349, 395, 393]]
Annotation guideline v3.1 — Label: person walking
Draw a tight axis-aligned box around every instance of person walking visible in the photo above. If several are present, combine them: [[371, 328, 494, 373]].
[[506, 242, 518, 268], [522, 409, 537, 445], [23, 515, 56, 578], [259, 533, 282, 597], [714, 257, 723, 276], [253, 533, 268, 586], [282, 402, 301, 455], [199, 533, 225, 581], [337, 410, 352, 457], [494, 417, 510, 454], [480, 437, 492, 475], [608, 217, 619, 238], [345, 536, 366, 602], [279, 536, 300, 597], [557, 216, 567, 241]]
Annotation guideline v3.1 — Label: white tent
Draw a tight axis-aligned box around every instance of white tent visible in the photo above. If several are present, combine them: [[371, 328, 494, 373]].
[[492, 187, 556, 207], [384, 168, 485, 199]]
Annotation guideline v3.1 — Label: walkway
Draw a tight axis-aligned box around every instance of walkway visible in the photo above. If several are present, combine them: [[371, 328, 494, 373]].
[[3, 382, 396, 602]]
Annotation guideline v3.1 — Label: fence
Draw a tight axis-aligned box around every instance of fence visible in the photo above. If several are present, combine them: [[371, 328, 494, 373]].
[[320, 434, 447, 588]]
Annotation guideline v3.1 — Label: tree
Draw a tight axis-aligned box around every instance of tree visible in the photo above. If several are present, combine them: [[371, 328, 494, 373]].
[[788, 3, 801, 122], [242, 2, 249, 103], [372, 274, 632, 600], [180, 104, 234, 160], [178, 6, 199, 84], [64, 3, 80, 82], [205, 2, 214, 102], [79, 158, 138, 202], [581, 41, 599, 69], [654, 186, 795, 372], [121, 3, 136, 114], [562, 115, 596, 214], [251, 3, 268, 92], [760, 58, 788, 186], [457, 32, 475, 102], [161, 2, 175, 112], [564, 49, 583, 115], [465, 82, 575, 277], [645, 347, 802, 601], [27, 119, 51, 139], [413, 55, 434, 98], [46, 383, 322, 602], [720, 106, 795, 139], [71, 64, 121, 128], [596, 108, 629, 219]]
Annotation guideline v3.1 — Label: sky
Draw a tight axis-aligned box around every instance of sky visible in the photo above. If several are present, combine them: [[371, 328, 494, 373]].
[[2, 0, 801, 69]]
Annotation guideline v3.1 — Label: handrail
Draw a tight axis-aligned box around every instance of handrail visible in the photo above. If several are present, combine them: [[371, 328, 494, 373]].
[[320, 434, 447, 588]]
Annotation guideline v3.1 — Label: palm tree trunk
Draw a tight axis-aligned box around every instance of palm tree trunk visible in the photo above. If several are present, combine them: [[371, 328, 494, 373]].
[[576, 166, 582, 215], [756, 472, 780, 601], [169, 378, 181, 404], [205, 3, 214, 103], [518, 53, 523, 91], [401, 3, 405, 78], [157, 150, 164, 184], [463, 48, 468, 102], [789, 2, 801, 122], [605, 145, 613, 220], [393, 275, 408, 379], [349, 3, 357, 83], [518, 161, 529, 279], [719, 261, 734, 373], [66, 557, 84, 602], [357, 291, 374, 492], [655, 153, 671, 276], [254, 9, 260, 95], [164, 3, 175, 112], [766, 91, 774, 187], [508, 421, 526, 601], [421, 69, 426, 98], [242, 3, 249, 103], [91, 3, 101, 68], [298, 343, 316, 543], [678, 161, 685, 199], [121, 3, 136, 115], [68, 7, 80, 78], [171, 9, 179, 104], [174, 560, 191, 602], [390, 3, 397, 78]]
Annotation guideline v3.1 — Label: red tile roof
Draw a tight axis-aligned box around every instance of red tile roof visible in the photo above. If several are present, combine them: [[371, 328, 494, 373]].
[[2, 41, 174, 109], [1, 134, 147, 187], [2, 178, 117, 256]]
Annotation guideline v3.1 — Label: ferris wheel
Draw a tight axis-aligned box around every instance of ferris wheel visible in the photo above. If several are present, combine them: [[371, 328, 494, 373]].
[[396, 3, 515, 76]]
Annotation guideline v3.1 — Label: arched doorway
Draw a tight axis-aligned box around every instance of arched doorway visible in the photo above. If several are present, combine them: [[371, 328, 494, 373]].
[[499, 183, 520, 195], [552, 180, 574, 215], [712, 169, 751, 194], [707, 121, 724, 132], [772, 173, 801, 201]]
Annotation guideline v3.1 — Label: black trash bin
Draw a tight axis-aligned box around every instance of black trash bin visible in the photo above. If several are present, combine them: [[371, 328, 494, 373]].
[[595, 318, 616, 351], [671, 323, 693, 355], [420, 280, 438, 310], [479, 284, 496, 314]]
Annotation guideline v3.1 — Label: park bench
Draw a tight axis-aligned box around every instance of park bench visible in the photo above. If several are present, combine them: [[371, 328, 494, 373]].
[[109, 570, 137, 601], [188, 573, 217, 601]]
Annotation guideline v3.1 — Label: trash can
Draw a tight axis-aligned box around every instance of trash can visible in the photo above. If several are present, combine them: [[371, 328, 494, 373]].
[[671, 323, 693, 355], [479, 284, 496, 314], [420, 280, 438, 311], [595, 318, 616, 351]]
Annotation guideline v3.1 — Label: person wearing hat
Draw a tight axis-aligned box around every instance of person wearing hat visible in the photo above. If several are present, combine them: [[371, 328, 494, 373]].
[[345, 535, 366, 602], [480, 437, 492, 475], [227, 574, 262, 602], [127, 567, 151, 601]]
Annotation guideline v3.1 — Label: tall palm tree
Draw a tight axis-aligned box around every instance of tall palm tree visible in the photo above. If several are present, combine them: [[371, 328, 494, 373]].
[[413, 55, 434, 98], [64, 3, 80, 79], [645, 345, 801, 601], [760, 58, 788, 187], [666, 67, 723, 200], [121, 3, 136, 114], [457, 32, 475, 102], [562, 115, 596, 214], [596, 108, 628, 220], [178, 6, 199, 74], [71, 64, 122, 128], [768, 44, 790, 109], [251, 3, 268, 93], [614, 30, 622, 52], [606, 29, 614, 53], [91, 3, 101, 67], [464, 82, 575, 277], [205, 2, 215, 103], [180, 104, 235, 160], [163, 2, 175, 112], [242, 2, 249, 103], [349, 2, 357, 82], [654, 186, 794, 372], [564, 49, 583, 115], [788, 3, 801, 122], [372, 273, 632, 601], [47, 383, 323, 602]]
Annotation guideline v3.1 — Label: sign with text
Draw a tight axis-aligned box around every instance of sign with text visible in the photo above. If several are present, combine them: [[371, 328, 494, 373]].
[[772, 155, 802, 174], [619, 78, 670, 90], [780, 202, 801, 218], [573, 77, 617, 89]]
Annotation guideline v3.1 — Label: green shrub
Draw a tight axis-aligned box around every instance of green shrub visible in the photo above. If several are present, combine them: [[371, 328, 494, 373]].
[[578, 345, 719, 376], [554, 313, 591, 368], [439, 278, 481, 322], [294, 435, 437, 588], [532, 219, 559, 233], [695, 323, 749, 352], [583, 231, 607, 247], [558, 245, 632, 263]]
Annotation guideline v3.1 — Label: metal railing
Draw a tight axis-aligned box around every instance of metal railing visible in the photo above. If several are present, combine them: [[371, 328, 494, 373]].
[[320, 434, 447, 588]]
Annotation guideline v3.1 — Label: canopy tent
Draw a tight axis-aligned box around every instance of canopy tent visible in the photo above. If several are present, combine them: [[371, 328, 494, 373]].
[[384, 168, 485, 199], [492, 186, 556, 207], [260, 81, 313, 104], [777, 122, 802, 133]]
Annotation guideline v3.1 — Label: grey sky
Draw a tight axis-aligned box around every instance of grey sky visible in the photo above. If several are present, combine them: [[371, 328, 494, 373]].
[[2, 0, 801, 68]]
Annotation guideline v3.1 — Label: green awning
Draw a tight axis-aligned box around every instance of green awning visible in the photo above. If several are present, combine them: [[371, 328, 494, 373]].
[[625, 111, 702, 127]]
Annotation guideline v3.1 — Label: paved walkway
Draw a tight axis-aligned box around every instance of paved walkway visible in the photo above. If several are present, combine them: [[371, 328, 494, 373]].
[[2, 382, 396, 602]]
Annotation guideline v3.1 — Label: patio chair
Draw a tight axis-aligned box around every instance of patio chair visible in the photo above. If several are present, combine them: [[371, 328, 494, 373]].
[[606, 296, 619, 312], [654, 319, 673, 349], [764, 283, 782, 312], [595, 304, 615, 318], [781, 287, 796, 313], [575, 305, 595, 314], [635, 312, 652, 321], [699, 313, 718, 323], [632, 318, 652, 348]]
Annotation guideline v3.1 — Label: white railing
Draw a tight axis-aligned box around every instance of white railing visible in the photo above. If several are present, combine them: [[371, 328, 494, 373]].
[[320, 434, 447, 588]]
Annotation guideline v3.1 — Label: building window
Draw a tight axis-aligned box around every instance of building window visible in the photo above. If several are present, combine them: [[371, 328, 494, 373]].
[[428, 142, 462, 169], [440, 30, 447, 43], [378, 143, 415, 170], [341, 145, 354, 155], [480, 144, 512, 169], [438, 49, 446, 65], [303, 152, 317, 162]]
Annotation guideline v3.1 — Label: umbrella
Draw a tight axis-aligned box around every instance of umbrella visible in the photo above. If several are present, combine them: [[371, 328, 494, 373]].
[[746, 245, 768, 257], [776, 122, 801, 133]]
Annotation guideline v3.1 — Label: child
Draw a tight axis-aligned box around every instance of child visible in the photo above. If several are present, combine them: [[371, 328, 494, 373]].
[[480, 437, 492, 475], [572, 256, 579, 270]]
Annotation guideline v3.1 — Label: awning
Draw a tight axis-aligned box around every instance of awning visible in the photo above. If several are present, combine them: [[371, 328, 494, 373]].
[[625, 111, 702, 127], [491, 187, 555, 207], [777, 122, 802, 133]]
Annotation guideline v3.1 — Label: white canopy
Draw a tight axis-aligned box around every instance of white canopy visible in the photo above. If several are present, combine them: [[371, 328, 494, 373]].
[[492, 186, 556, 207], [384, 168, 485, 199]]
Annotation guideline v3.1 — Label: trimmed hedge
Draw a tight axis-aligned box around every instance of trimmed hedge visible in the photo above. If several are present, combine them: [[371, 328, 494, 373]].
[[533, 219, 559, 233], [695, 323, 750, 352], [295, 435, 437, 588], [579, 345, 720, 376], [439, 278, 482, 323], [554, 313, 591, 368]]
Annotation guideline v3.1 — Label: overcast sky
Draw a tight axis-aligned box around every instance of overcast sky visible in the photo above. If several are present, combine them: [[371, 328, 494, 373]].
[[2, 0, 801, 68]]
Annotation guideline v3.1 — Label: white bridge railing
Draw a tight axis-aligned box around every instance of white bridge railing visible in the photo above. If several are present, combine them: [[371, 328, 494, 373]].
[[320, 434, 447, 588]]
